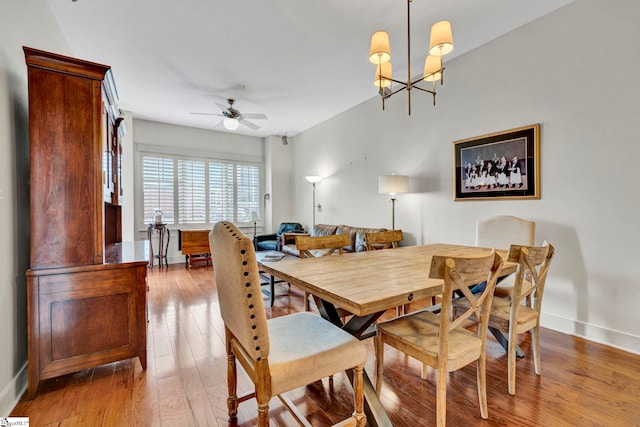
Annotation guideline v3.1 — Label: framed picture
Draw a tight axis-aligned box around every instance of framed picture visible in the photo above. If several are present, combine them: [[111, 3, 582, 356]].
[[453, 124, 540, 201]]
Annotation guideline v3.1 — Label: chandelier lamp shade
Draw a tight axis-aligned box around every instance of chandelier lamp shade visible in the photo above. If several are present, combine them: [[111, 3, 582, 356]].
[[369, 0, 454, 115], [378, 174, 409, 230]]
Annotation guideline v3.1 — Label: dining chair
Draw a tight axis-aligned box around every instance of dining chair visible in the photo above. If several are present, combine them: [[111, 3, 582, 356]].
[[453, 243, 554, 395], [296, 233, 350, 312], [364, 229, 403, 251], [375, 251, 503, 427], [476, 215, 535, 298], [364, 230, 411, 315], [209, 221, 367, 427]]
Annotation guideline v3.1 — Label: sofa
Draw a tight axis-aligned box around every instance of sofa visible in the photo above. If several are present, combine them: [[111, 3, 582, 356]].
[[254, 222, 305, 251], [280, 224, 387, 257]]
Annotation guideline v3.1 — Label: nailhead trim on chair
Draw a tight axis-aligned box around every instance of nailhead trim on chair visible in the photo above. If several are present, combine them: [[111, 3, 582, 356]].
[[222, 221, 264, 360]]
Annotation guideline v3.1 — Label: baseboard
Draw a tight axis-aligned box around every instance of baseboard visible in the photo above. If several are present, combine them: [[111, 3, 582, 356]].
[[541, 313, 640, 355], [0, 362, 27, 416]]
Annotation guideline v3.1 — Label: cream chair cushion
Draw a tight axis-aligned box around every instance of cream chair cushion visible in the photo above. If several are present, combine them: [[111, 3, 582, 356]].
[[268, 312, 368, 396]]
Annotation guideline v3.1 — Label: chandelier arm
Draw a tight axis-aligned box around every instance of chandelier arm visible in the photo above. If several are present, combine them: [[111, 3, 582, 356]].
[[411, 85, 436, 95], [387, 77, 409, 85], [384, 85, 408, 100]]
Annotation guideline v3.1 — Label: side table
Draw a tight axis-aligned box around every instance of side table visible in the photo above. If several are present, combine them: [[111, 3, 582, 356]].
[[148, 223, 170, 269]]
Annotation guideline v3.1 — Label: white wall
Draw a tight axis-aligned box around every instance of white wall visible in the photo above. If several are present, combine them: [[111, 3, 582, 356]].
[[265, 135, 294, 234], [291, 0, 640, 353], [0, 0, 71, 415]]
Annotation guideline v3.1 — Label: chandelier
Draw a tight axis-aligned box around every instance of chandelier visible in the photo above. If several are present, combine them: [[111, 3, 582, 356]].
[[369, 0, 454, 115]]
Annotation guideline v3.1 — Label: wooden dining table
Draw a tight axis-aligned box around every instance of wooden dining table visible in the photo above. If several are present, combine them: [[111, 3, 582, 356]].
[[259, 243, 517, 427]]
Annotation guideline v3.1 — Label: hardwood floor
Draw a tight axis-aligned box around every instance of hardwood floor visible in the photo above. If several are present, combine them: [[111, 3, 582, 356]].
[[12, 264, 640, 426]]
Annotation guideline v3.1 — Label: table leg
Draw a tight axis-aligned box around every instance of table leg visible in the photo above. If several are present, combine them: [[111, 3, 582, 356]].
[[313, 296, 392, 427], [147, 226, 154, 270], [269, 274, 275, 307], [164, 229, 170, 268], [489, 326, 525, 358]]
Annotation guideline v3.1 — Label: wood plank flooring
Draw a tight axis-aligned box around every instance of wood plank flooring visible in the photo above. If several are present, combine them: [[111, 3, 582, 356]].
[[11, 264, 640, 426]]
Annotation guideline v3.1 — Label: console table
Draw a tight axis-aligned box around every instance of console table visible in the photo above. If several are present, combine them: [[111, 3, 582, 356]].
[[148, 223, 170, 269], [178, 229, 212, 268]]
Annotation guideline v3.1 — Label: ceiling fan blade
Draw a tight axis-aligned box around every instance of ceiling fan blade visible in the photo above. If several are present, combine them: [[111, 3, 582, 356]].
[[240, 113, 267, 120], [238, 118, 260, 130], [190, 112, 224, 116]]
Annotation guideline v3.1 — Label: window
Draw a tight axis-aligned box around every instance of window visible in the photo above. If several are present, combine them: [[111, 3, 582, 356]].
[[141, 153, 261, 227], [142, 157, 175, 224]]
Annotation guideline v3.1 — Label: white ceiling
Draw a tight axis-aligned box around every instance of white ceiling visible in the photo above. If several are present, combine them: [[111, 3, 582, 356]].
[[45, 0, 575, 138]]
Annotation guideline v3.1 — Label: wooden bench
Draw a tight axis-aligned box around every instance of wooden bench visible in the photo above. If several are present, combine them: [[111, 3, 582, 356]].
[[178, 230, 212, 268]]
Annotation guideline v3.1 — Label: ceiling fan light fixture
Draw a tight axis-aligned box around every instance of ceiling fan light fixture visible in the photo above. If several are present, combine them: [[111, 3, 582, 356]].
[[223, 117, 239, 130]]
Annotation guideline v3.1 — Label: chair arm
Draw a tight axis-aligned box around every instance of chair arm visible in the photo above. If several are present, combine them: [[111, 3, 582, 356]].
[[253, 233, 277, 250], [254, 233, 277, 243]]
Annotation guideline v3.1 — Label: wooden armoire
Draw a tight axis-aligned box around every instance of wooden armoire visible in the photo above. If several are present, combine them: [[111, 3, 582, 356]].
[[24, 47, 148, 399]]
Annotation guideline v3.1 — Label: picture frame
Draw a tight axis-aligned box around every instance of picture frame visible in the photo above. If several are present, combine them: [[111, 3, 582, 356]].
[[453, 124, 540, 201]]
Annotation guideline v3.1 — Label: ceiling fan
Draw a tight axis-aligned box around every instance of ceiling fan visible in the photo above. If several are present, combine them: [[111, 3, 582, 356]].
[[190, 99, 267, 131]]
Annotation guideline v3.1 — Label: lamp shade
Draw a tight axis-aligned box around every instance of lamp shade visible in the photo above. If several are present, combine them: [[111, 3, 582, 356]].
[[429, 21, 454, 56], [374, 61, 393, 88], [423, 55, 442, 82], [369, 31, 391, 64], [378, 175, 409, 195], [223, 117, 239, 130], [305, 175, 322, 183]]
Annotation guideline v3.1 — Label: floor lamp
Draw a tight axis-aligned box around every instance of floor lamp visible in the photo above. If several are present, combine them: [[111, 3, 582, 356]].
[[305, 175, 322, 230], [378, 175, 409, 230]]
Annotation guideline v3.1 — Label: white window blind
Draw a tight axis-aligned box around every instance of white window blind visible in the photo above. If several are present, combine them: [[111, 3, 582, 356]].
[[178, 159, 206, 224], [141, 153, 260, 226], [209, 162, 235, 222], [236, 164, 260, 222], [143, 157, 175, 224]]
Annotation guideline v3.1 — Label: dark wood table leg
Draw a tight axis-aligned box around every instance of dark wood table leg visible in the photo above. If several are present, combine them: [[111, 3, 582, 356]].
[[489, 326, 525, 358], [314, 297, 393, 427]]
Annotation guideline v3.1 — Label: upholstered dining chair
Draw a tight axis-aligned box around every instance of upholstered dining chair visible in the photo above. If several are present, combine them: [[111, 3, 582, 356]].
[[296, 234, 350, 312], [476, 215, 535, 298], [209, 222, 367, 427], [453, 243, 554, 395], [375, 251, 503, 427], [364, 229, 403, 251]]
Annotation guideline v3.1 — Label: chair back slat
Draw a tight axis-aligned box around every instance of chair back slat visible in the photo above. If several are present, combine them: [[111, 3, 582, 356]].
[[365, 230, 403, 250], [210, 222, 270, 362], [296, 234, 350, 258], [431, 252, 503, 337], [508, 243, 555, 315]]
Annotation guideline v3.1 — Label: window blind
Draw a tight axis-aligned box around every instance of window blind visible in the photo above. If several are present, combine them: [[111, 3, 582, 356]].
[[142, 156, 175, 224], [141, 154, 260, 226]]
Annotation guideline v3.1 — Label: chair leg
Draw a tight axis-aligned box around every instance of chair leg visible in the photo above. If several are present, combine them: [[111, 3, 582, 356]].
[[477, 353, 488, 419], [532, 324, 541, 375], [304, 291, 310, 311], [421, 364, 428, 380], [353, 365, 367, 427], [226, 351, 238, 418], [436, 364, 448, 427], [374, 333, 384, 395], [256, 372, 271, 427], [508, 327, 518, 395], [256, 400, 270, 427]]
